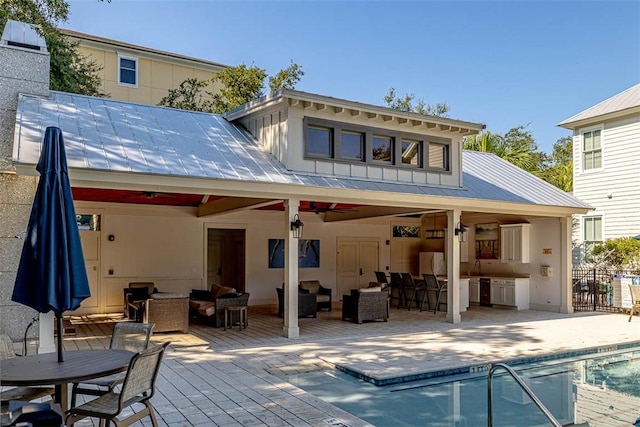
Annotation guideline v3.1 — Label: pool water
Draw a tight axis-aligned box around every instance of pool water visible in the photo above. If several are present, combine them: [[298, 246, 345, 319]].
[[288, 347, 640, 426]]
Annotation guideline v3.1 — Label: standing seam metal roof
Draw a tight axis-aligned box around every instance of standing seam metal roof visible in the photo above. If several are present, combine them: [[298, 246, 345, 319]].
[[13, 92, 590, 210], [558, 83, 640, 127]]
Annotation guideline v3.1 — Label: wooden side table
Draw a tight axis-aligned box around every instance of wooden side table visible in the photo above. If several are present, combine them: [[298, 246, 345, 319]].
[[224, 306, 248, 331]]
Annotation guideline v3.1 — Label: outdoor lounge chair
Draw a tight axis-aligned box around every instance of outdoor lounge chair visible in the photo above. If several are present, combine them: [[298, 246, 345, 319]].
[[0, 334, 54, 412], [299, 280, 332, 311], [629, 285, 640, 322], [276, 287, 317, 318], [70, 322, 154, 408], [189, 284, 250, 328], [65, 342, 170, 427], [342, 287, 389, 324]]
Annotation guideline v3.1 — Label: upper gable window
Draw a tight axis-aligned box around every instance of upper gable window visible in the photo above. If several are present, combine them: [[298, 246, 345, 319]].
[[373, 135, 393, 163], [303, 117, 451, 172], [428, 142, 449, 170], [582, 129, 602, 170], [401, 139, 421, 166], [118, 54, 138, 87], [307, 126, 332, 157], [340, 131, 364, 160]]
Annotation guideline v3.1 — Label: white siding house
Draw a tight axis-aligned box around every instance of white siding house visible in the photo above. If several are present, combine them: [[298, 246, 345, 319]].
[[558, 83, 640, 261]]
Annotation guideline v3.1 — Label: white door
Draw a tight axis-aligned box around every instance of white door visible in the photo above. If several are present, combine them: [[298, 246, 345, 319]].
[[337, 238, 379, 298], [75, 231, 100, 314]]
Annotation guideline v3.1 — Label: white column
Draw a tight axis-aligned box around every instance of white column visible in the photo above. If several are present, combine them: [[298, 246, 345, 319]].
[[446, 209, 461, 324], [38, 311, 55, 354], [283, 199, 300, 338], [559, 216, 573, 314]]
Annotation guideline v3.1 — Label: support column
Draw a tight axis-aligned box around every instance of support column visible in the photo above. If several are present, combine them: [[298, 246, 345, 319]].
[[283, 199, 300, 338], [38, 312, 55, 354], [559, 216, 573, 314], [446, 209, 461, 324]]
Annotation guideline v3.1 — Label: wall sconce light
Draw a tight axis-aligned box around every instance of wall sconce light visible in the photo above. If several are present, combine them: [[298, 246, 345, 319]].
[[290, 214, 304, 239], [454, 223, 468, 242]]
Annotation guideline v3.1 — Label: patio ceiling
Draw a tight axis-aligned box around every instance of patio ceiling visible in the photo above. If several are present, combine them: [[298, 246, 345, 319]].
[[71, 187, 427, 221]]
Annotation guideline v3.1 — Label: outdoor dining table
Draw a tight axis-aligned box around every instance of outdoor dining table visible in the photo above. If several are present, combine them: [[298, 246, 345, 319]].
[[0, 349, 134, 412]]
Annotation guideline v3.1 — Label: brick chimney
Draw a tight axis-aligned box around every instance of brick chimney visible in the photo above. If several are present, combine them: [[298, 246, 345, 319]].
[[0, 20, 52, 348], [0, 20, 50, 172]]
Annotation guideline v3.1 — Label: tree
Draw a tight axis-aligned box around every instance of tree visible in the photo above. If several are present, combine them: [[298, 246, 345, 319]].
[[159, 62, 304, 113], [538, 136, 573, 192], [592, 237, 640, 270], [383, 87, 449, 117], [463, 125, 543, 173], [1, 0, 105, 96]]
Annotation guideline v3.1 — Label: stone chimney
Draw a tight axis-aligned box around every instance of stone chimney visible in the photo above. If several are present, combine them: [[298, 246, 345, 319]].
[[0, 20, 50, 345], [0, 20, 50, 172]]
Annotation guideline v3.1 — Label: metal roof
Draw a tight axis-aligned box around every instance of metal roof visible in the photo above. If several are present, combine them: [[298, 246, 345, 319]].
[[558, 83, 640, 128], [13, 91, 591, 211]]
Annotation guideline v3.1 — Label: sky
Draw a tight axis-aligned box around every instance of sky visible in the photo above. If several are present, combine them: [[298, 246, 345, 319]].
[[64, 0, 640, 154]]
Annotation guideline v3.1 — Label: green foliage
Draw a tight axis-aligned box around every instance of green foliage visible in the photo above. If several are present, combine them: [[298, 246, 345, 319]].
[[463, 125, 543, 173], [159, 62, 304, 114], [592, 237, 640, 270], [268, 61, 304, 92], [210, 64, 267, 113], [538, 136, 573, 192], [383, 87, 450, 117], [1, 0, 105, 96], [158, 78, 212, 112]]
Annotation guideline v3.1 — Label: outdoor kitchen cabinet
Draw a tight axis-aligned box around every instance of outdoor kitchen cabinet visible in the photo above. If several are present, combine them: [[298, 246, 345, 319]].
[[490, 278, 530, 309], [469, 277, 480, 303], [500, 224, 530, 263]]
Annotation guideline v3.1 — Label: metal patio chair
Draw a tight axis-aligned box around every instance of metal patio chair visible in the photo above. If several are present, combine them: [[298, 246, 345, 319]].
[[65, 341, 170, 427], [0, 334, 55, 413], [388, 272, 404, 308], [70, 321, 154, 407], [400, 273, 419, 310]]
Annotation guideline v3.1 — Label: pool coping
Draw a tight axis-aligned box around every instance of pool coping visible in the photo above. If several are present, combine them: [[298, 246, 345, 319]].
[[327, 340, 640, 386]]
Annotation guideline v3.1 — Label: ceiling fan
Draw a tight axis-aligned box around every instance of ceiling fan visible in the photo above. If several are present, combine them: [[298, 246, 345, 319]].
[[309, 202, 351, 214], [123, 191, 176, 199]]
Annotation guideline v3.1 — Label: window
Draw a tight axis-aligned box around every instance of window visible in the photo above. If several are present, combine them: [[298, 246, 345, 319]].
[[428, 142, 449, 170], [372, 135, 393, 162], [583, 216, 602, 253], [303, 117, 451, 171], [392, 225, 420, 238], [401, 139, 421, 166], [340, 131, 363, 160], [307, 126, 332, 157], [582, 129, 602, 170], [118, 54, 138, 86]]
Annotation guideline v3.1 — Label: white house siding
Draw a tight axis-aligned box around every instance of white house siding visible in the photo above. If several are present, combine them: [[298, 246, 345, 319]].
[[573, 113, 640, 243]]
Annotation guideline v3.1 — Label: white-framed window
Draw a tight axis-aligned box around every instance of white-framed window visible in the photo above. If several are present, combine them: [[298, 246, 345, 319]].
[[582, 128, 602, 171], [118, 54, 138, 87], [583, 215, 603, 253]]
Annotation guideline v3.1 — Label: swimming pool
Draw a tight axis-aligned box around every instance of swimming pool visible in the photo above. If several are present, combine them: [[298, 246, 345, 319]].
[[288, 346, 640, 426]]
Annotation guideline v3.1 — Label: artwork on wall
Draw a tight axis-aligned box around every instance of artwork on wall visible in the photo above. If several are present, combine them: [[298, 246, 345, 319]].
[[475, 223, 499, 259], [268, 239, 320, 268]]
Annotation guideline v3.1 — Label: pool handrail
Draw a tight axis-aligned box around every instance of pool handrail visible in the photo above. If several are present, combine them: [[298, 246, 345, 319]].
[[487, 363, 562, 427]]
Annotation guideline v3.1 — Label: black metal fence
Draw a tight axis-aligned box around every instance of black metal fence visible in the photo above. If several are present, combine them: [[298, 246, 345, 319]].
[[572, 267, 640, 311]]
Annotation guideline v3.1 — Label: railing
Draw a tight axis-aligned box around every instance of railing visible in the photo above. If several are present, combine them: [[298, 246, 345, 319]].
[[572, 267, 640, 311], [487, 363, 561, 427]]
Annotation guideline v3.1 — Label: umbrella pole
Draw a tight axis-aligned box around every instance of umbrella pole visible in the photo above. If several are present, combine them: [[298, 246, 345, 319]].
[[56, 314, 63, 363]]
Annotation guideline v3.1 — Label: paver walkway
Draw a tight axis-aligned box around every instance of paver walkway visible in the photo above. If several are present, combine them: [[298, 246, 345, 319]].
[[60, 305, 639, 426]]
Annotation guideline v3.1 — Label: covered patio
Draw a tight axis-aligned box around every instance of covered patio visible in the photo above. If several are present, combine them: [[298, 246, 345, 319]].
[[57, 305, 639, 426]]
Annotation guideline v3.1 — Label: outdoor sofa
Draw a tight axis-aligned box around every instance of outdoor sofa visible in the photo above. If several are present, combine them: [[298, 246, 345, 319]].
[[189, 284, 250, 328]]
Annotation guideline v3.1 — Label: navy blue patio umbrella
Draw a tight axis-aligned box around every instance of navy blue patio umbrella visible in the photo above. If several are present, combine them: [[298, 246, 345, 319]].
[[12, 126, 90, 363]]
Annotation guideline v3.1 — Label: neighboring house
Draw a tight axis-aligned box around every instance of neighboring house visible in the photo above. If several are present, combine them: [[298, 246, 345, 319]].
[[558, 83, 640, 263], [60, 28, 227, 105], [1, 21, 590, 345]]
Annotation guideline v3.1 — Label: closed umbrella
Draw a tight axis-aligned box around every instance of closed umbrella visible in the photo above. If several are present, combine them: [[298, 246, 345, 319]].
[[12, 126, 90, 363]]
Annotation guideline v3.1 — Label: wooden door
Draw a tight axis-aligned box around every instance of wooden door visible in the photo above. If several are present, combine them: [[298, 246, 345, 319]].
[[337, 238, 379, 298], [207, 235, 222, 287]]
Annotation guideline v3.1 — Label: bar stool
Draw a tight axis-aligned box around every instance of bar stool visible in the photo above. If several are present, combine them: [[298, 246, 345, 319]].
[[388, 272, 403, 308]]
